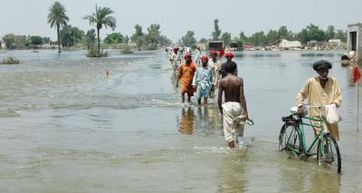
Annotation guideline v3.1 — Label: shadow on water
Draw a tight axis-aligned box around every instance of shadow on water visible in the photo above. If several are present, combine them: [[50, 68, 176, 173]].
[[300, 52, 337, 57], [233, 52, 281, 58]]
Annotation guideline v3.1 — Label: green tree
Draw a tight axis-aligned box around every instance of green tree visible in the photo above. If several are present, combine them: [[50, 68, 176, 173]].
[[30, 36, 43, 45], [266, 30, 279, 45], [297, 24, 325, 44], [181, 31, 196, 47], [277, 26, 293, 40], [85, 29, 96, 49], [47, 1, 69, 53], [212, 19, 221, 40], [221, 32, 232, 47], [131, 24, 144, 51], [199, 38, 207, 44], [325, 25, 336, 40], [159, 35, 172, 47], [306, 24, 325, 42], [231, 37, 243, 51], [61, 25, 85, 47], [145, 24, 161, 49], [104, 32, 123, 44], [2, 33, 17, 49], [43, 37, 51, 44], [84, 5, 116, 56], [297, 28, 309, 44], [249, 31, 266, 47], [239, 32, 248, 44], [335, 30, 347, 42]]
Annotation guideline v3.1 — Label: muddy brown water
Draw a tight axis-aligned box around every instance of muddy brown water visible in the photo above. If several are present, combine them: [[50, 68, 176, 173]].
[[0, 49, 361, 192]]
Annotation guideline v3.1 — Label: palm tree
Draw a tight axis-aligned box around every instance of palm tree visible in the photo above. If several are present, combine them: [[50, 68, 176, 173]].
[[47, 1, 69, 53], [84, 5, 116, 56]]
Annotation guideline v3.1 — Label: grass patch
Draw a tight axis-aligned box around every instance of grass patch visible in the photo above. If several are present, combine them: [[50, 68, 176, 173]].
[[86, 47, 108, 57], [1, 56, 20, 64]]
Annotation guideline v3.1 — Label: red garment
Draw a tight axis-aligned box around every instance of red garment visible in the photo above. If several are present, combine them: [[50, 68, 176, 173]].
[[178, 62, 197, 95], [225, 52, 234, 58], [184, 52, 191, 59], [353, 66, 361, 84], [219, 48, 225, 58], [201, 55, 208, 61]]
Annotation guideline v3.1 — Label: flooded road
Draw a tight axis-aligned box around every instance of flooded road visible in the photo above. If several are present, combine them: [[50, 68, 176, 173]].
[[0, 49, 361, 192]]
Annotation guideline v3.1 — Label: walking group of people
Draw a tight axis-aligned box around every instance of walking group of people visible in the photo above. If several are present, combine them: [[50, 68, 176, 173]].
[[169, 48, 342, 150]]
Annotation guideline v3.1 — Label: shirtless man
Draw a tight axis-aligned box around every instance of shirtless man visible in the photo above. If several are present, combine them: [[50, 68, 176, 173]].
[[218, 60, 248, 149], [220, 52, 237, 78]]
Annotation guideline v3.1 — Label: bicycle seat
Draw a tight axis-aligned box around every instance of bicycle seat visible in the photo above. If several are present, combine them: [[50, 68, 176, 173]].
[[282, 114, 300, 126], [290, 106, 308, 115]]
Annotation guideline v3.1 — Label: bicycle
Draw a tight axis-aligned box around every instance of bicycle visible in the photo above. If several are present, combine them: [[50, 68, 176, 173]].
[[278, 106, 341, 173]]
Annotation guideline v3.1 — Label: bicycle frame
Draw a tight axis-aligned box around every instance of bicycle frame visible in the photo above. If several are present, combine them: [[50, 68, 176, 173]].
[[298, 114, 325, 156], [280, 105, 342, 173]]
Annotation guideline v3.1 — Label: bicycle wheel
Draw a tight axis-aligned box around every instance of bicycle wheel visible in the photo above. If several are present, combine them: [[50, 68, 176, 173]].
[[279, 124, 301, 153], [317, 134, 341, 173]]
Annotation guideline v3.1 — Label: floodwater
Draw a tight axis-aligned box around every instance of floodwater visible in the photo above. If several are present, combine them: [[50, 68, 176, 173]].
[[0, 49, 361, 193]]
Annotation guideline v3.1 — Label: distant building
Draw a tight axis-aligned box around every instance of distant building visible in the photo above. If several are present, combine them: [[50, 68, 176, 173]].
[[328, 39, 341, 47], [347, 23, 362, 64], [243, 44, 254, 51], [207, 41, 223, 51], [279, 39, 302, 49]]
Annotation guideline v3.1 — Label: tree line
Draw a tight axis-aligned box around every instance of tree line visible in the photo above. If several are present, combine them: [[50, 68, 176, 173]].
[[1, 2, 348, 54], [180, 19, 347, 49], [1, 1, 172, 57]]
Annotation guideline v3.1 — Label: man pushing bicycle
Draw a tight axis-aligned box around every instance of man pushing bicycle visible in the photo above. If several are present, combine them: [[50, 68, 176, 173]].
[[296, 60, 342, 141]]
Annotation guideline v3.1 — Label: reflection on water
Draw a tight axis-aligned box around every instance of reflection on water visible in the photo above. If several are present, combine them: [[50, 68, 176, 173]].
[[178, 107, 195, 134], [218, 151, 249, 193], [177, 105, 223, 136]]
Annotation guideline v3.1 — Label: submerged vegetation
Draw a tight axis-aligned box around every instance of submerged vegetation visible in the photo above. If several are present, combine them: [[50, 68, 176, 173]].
[[121, 45, 134, 54], [1, 56, 20, 64], [86, 46, 108, 57]]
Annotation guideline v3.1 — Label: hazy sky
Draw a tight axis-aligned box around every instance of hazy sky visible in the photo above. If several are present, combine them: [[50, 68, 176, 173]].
[[1, 0, 362, 42]]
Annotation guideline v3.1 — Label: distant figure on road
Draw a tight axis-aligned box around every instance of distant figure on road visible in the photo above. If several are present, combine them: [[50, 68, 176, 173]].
[[170, 48, 179, 71], [106, 69, 111, 79], [194, 47, 201, 66], [208, 50, 221, 97]]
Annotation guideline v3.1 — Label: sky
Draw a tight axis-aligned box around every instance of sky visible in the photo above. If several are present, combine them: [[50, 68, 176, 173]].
[[1, 0, 362, 42]]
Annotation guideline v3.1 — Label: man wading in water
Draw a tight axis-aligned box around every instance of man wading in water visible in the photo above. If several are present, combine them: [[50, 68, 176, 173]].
[[192, 55, 213, 105], [218, 60, 249, 149], [176, 53, 197, 104], [208, 50, 221, 97], [220, 52, 237, 78]]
